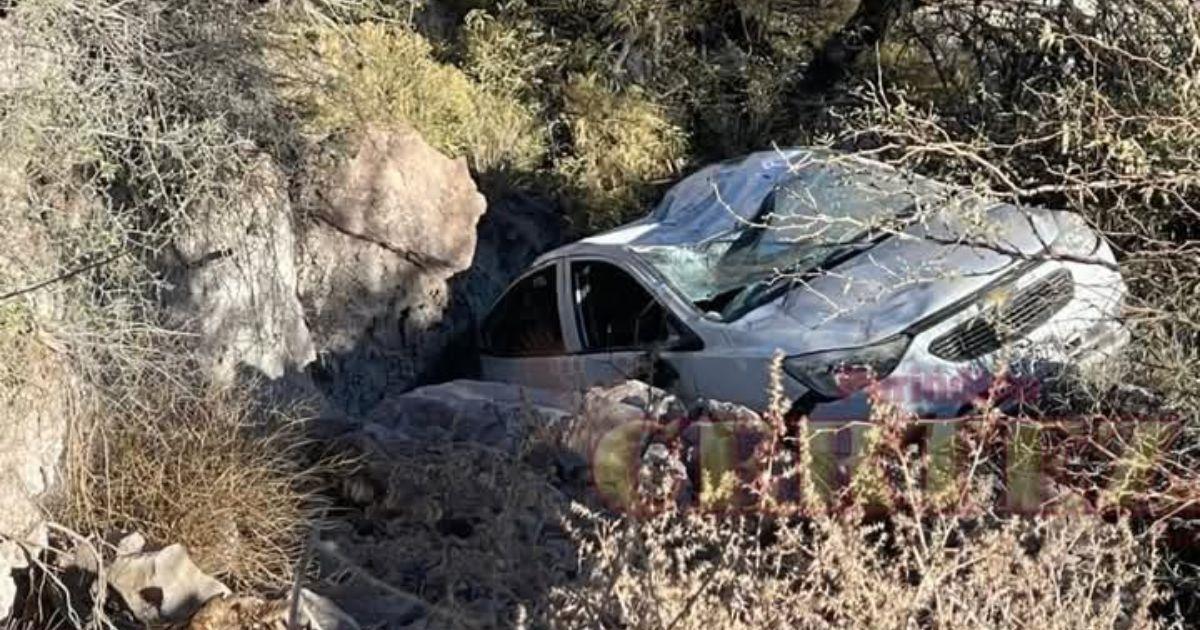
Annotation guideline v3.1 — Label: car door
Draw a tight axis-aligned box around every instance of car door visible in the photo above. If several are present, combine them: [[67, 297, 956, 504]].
[[562, 257, 703, 398], [478, 262, 578, 390]]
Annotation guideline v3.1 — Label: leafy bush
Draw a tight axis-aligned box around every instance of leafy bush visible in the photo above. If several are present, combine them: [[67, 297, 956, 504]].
[[273, 20, 546, 172], [556, 74, 688, 229]]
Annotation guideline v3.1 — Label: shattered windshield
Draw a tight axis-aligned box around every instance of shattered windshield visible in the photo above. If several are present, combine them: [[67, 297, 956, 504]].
[[633, 155, 942, 321]]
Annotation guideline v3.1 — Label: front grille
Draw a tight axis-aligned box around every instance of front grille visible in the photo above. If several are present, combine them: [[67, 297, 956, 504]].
[[928, 268, 1074, 362]]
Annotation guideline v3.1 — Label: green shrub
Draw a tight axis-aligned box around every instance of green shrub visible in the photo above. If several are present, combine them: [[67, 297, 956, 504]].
[[461, 2, 564, 105], [274, 21, 546, 172], [557, 74, 687, 229]]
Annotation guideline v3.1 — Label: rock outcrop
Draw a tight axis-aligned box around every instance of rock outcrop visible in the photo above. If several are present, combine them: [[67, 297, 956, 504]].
[[164, 125, 551, 415], [0, 114, 71, 620], [167, 156, 316, 382], [0, 361, 65, 614]]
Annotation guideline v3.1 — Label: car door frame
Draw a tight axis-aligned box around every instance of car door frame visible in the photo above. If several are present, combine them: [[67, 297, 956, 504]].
[[478, 257, 580, 391], [559, 252, 704, 397]]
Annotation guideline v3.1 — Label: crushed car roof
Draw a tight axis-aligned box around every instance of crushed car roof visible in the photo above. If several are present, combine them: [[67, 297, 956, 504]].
[[535, 147, 947, 264]]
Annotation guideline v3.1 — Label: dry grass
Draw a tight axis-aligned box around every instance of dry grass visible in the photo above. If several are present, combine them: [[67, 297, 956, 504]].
[[60, 380, 327, 590], [272, 18, 546, 172], [550, 507, 1160, 629], [558, 74, 688, 229], [321, 378, 1173, 628], [536, 369, 1169, 628]]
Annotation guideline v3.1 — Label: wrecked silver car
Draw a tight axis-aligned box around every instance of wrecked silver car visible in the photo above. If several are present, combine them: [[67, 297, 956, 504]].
[[479, 149, 1128, 419]]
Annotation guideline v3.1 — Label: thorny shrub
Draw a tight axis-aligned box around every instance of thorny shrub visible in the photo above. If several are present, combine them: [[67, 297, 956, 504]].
[[453, 0, 858, 224], [817, 0, 1200, 425], [806, 11, 1200, 607], [551, 506, 1160, 629], [1, 0, 331, 597], [349, 365, 1186, 627], [0, 0, 285, 375]]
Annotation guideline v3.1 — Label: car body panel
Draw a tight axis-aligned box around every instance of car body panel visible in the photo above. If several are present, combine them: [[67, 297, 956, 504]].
[[479, 149, 1128, 417]]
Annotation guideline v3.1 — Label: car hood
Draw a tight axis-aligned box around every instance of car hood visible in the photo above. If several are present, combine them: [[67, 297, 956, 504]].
[[730, 203, 1061, 351]]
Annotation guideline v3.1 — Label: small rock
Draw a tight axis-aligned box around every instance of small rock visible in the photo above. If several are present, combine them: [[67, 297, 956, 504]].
[[597, 380, 686, 421], [638, 442, 691, 506], [106, 543, 230, 624], [697, 399, 762, 425], [187, 589, 360, 630], [343, 474, 378, 505], [116, 532, 146, 556], [363, 380, 573, 454]]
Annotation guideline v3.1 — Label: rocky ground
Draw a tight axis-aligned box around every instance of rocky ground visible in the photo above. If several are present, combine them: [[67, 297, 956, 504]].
[[1, 378, 754, 629], [0, 120, 570, 627]]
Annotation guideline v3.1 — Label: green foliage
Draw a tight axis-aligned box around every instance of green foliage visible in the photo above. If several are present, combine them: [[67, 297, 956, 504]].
[[557, 74, 688, 229], [272, 0, 856, 228], [274, 20, 546, 172], [461, 2, 564, 105], [450, 0, 857, 225]]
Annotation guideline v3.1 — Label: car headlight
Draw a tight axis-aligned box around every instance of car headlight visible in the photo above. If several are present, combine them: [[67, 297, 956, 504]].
[[783, 335, 912, 400], [1051, 212, 1100, 257]]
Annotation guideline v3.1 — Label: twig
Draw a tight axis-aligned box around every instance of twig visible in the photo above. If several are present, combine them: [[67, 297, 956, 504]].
[[0, 251, 127, 303], [287, 514, 322, 630]]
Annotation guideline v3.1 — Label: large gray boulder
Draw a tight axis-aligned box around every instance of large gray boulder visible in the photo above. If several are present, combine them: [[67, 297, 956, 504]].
[[353, 379, 575, 455], [166, 125, 507, 414], [167, 155, 316, 382], [296, 126, 488, 414]]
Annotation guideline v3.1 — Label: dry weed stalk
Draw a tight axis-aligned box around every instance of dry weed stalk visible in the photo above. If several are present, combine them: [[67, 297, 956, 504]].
[[549, 391, 1164, 629]]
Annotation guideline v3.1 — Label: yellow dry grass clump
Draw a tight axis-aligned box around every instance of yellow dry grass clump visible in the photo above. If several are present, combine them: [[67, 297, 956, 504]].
[[61, 381, 327, 590], [559, 74, 688, 229], [273, 20, 546, 173]]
